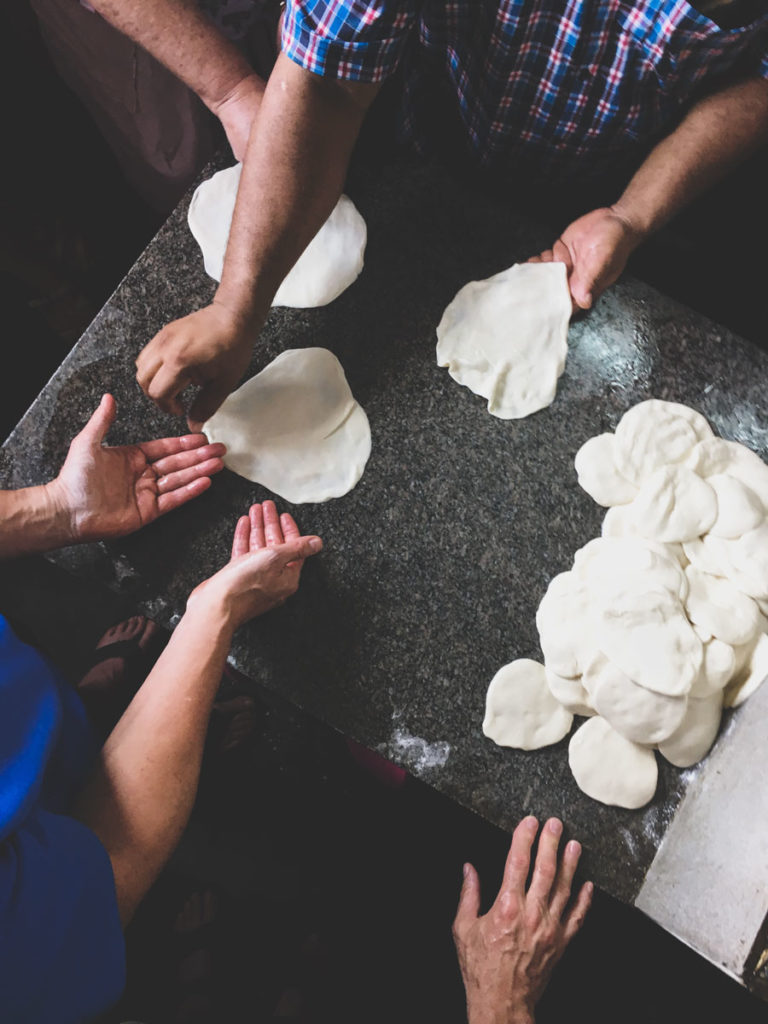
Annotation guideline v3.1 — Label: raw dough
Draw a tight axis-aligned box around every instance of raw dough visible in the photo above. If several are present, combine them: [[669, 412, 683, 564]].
[[658, 692, 723, 768], [628, 465, 717, 543], [613, 401, 703, 485], [584, 655, 688, 745], [436, 262, 571, 419], [724, 632, 768, 708], [545, 669, 595, 717], [535, 572, 593, 678], [204, 348, 371, 503], [689, 638, 735, 699], [706, 474, 764, 538], [574, 433, 638, 507], [483, 659, 573, 750], [568, 716, 658, 809], [188, 164, 367, 306], [683, 565, 761, 647], [685, 438, 768, 510]]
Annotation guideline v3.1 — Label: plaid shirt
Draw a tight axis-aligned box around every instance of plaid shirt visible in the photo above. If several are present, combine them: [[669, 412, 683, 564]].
[[281, 0, 768, 180]]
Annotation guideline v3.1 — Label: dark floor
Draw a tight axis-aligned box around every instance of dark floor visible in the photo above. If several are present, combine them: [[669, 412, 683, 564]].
[[3, 1, 768, 1022]]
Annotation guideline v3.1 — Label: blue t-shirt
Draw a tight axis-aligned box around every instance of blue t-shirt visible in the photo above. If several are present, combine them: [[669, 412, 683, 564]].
[[0, 616, 125, 1023]]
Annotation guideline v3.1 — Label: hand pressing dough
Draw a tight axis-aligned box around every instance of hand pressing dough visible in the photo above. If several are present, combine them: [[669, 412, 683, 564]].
[[658, 692, 722, 768], [188, 164, 367, 306], [613, 401, 704, 485], [584, 654, 688, 745], [436, 262, 571, 419], [683, 565, 761, 647], [628, 465, 717, 543], [568, 716, 658, 809], [483, 659, 573, 750], [204, 348, 371, 503], [574, 433, 638, 507], [545, 669, 595, 717]]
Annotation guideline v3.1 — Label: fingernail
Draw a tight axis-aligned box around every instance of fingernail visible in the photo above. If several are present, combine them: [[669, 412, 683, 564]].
[[525, 815, 538, 830], [548, 818, 562, 835], [308, 538, 322, 552], [568, 840, 581, 856], [462, 863, 470, 879]]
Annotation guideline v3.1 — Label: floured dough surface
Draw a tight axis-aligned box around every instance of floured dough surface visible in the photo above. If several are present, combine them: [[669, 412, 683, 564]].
[[483, 659, 573, 750], [569, 716, 658, 809], [436, 262, 571, 419], [204, 348, 371, 503], [658, 693, 723, 767], [188, 164, 367, 307]]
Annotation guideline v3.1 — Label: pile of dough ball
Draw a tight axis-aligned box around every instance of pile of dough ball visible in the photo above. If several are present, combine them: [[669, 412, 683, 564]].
[[483, 399, 768, 809]]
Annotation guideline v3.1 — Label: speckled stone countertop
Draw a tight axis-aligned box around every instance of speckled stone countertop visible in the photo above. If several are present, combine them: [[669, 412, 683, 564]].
[[3, 154, 768, 905]]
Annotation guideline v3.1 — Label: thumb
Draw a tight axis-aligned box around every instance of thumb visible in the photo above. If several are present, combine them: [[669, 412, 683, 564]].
[[569, 265, 596, 311], [79, 393, 116, 445], [454, 862, 481, 936], [187, 379, 235, 432], [275, 536, 323, 565]]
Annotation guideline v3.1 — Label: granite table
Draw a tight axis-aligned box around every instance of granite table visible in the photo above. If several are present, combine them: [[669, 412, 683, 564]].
[[3, 155, 768, 992]]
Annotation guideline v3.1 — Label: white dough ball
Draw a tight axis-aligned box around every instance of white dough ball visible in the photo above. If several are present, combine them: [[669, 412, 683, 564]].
[[683, 565, 761, 647], [628, 465, 717, 543], [689, 638, 736, 699], [568, 716, 658, 809], [706, 474, 764, 538], [613, 401, 702, 485], [584, 655, 688, 745], [686, 438, 768, 511], [574, 433, 638, 507], [724, 632, 768, 708], [545, 669, 595, 717], [483, 659, 573, 750]]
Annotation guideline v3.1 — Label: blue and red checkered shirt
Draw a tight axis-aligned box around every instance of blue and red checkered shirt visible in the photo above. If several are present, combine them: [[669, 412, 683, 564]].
[[281, 0, 768, 181]]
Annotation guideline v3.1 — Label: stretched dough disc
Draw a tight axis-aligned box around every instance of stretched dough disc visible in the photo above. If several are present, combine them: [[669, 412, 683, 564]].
[[613, 401, 702, 485], [436, 262, 571, 420], [658, 692, 722, 768], [584, 655, 688, 745], [574, 433, 638, 507], [483, 659, 573, 750], [204, 348, 371, 503], [535, 572, 593, 678], [188, 163, 367, 307], [568, 716, 658, 809]]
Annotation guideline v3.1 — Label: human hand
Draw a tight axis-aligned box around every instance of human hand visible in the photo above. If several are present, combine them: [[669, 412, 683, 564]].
[[529, 206, 644, 312], [453, 816, 593, 1024], [48, 394, 225, 543], [135, 301, 256, 429], [211, 73, 266, 161], [188, 500, 322, 630]]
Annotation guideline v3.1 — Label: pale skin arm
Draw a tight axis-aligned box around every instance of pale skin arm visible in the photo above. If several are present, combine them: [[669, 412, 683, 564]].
[[84, 0, 265, 157], [531, 76, 768, 310], [73, 502, 323, 925], [135, 54, 381, 428], [453, 816, 593, 1024], [0, 394, 225, 559]]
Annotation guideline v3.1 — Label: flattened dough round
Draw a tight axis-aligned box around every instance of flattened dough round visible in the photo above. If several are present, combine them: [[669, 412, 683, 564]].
[[614, 401, 703, 485], [545, 669, 595, 717], [724, 632, 768, 708], [683, 565, 761, 647], [204, 348, 371, 503], [706, 474, 764, 538], [569, 716, 658, 808], [436, 262, 571, 420], [574, 433, 638, 507], [535, 572, 593, 678], [658, 693, 722, 768], [629, 466, 717, 543], [584, 655, 687, 745], [188, 164, 366, 306], [686, 439, 768, 510], [689, 638, 735, 699], [483, 659, 573, 750]]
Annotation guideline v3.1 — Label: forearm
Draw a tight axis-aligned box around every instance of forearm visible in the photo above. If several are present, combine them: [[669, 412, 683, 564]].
[[215, 52, 379, 326], [73, 603, 234, 924], [613, 76, 768, 239], [85, 0, 260, 115], [0, 484, 72, 558]]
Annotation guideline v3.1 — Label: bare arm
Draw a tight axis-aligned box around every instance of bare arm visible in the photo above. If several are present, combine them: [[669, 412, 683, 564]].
[[135, 53, 381, 426], [73, 504, 322, 924], [530, 76, 768, 309], [85, 0, 264, 143]]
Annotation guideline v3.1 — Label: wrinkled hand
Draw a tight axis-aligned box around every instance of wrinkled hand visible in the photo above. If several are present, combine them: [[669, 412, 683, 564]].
[[49, 394, 225, 543], [453, 816, 593, 1024], [529, 206, 644, 312], [135, 301, 255, 429], [188, 500, 322, 630], [211, 73, 265, 161]]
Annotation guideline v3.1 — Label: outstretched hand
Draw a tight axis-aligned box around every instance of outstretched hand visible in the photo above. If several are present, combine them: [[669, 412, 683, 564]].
[[50, 394, 226, 543], [529, 206, 643, 312], [453, 816, 592, 1024], [188, 500, 322, 630]]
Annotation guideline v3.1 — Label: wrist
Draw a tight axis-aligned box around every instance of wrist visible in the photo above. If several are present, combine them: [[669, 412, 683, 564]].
[[608, 199, 653, 248], [40, 479, 78, 546], [182, 592, 237, 644], [467, 998, 535, 1024], [206, 71, 265, 120]]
